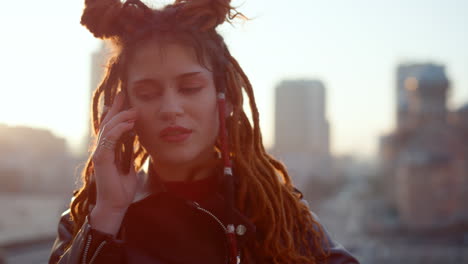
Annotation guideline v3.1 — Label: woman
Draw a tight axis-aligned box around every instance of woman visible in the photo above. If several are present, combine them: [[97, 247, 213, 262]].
[[49, 0, 360, 263]]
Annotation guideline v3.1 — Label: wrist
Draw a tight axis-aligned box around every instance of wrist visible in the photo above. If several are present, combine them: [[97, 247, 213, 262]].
[[93, 203, 129, 215], [90, 206, 128, 236]]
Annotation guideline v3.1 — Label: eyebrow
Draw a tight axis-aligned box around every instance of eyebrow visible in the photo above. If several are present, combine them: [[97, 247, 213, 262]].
[[131, 71, 203, 90], [177, 71, 202, 79]]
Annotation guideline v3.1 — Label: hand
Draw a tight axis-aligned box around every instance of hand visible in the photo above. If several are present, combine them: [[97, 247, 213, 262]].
[[92, 92, 139, 213]]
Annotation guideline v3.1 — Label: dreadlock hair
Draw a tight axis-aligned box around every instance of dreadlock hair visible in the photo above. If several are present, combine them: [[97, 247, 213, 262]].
[[71, 0, 329, 263]]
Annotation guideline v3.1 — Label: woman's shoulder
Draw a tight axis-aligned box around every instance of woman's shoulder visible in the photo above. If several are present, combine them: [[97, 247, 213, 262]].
[[296, 194, 360, 263], [57, 208, 74, 233]]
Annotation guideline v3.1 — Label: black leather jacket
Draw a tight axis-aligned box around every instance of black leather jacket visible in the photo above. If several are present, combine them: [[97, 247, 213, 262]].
[[49, 188, 360, 264]]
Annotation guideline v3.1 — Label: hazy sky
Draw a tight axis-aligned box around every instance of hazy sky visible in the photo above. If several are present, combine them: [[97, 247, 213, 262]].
[[1, 0, 467, 158]]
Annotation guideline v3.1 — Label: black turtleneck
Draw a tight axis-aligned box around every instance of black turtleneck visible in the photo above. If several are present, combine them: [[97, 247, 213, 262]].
[[162, 173, 218, 203]]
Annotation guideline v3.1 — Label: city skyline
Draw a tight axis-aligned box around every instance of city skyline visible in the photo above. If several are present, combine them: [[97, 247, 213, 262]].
[[1, 0, 467, 158]]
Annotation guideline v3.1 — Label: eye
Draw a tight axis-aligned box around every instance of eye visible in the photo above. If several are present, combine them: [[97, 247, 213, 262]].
[[137, 92, 156, 100], [132, 80, 161, 101], [136, 89, 160, 100], [179, 76, 205, 94], [180, 86, 202, 94]]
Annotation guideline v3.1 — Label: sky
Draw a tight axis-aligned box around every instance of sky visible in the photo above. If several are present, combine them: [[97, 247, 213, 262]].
[[0, 0, 467, 158]]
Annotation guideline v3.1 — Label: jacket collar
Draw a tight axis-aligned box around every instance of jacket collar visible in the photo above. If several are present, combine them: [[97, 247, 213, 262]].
[[130, 161, 257, 241]]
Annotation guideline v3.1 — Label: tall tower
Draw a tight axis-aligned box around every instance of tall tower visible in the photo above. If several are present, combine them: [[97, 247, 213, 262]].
[[273, 79, 332, 187], [274, 79, 330, 155], [396, 63, 449, 131], [412, 65, 449, 123]]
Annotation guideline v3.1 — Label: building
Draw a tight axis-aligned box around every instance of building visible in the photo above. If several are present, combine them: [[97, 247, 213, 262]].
[[0, 124, 76, 194], [380, 63, 468, 230], [274, 80, 330, 155], [396, 64, 448, 131], [273, 79, 332, 188], [81, 42, 109, 156]]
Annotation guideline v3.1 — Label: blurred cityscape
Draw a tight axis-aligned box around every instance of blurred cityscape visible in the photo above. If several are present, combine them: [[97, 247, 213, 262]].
[[271, 63, 468, 263], [1, 49, 467, 263]]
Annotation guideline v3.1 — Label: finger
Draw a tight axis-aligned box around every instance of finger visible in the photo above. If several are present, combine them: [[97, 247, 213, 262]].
[[101, 108, 138, 135], [101, 92, 125, 129], [101, 120, 136, 145], [102, 105, 110, 114], [94, 121, 135, 163]]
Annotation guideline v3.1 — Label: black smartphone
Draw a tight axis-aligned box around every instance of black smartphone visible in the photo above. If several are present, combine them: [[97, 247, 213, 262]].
[[115, 93, 135, 174]]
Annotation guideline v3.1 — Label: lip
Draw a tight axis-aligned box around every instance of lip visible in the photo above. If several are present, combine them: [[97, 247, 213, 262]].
[[159, 126, 193, 143]]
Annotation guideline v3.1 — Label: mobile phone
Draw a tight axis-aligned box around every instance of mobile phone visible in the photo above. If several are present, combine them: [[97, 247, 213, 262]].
[[115, 93, 135, 174]]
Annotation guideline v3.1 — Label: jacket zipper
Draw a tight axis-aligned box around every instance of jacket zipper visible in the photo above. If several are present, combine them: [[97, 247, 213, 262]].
[[192, 202, 241, 264], [82, 234, 107, 264], [83, 203, 239, 264], [82, 235, 91, 264], [192, 201, 227, 232]]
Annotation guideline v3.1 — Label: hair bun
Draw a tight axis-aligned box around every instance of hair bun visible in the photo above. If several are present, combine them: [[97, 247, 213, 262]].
[[81, 0, 152, 39], [175, 0, 242, 31], [80, 0, 124, 39]]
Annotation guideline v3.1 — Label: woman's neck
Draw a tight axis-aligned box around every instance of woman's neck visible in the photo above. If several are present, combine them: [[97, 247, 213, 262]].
[[150, 155, 220, 182], [156, 163, 209, 182]]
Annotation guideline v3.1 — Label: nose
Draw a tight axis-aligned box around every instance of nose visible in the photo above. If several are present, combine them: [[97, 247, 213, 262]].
[[159, 91, 183, 121]]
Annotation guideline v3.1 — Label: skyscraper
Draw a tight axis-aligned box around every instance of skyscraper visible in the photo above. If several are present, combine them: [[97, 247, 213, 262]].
[[274, 79, 330, 155], [380, 63, 468, 230], [273, 79, 332, 187], [396, 63, 449, 131]]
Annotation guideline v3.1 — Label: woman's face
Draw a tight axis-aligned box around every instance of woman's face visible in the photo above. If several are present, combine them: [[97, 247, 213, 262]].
[[126, 41, 219, 167]]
